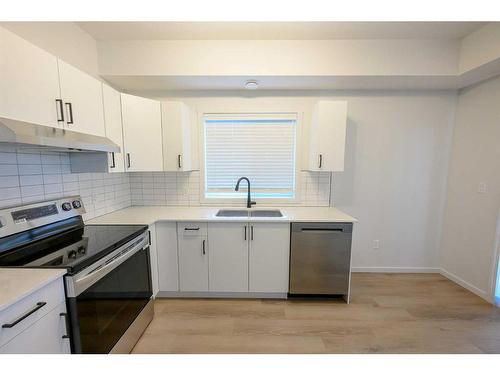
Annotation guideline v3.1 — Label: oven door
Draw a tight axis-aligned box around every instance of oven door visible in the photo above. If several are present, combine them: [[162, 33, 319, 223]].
[[66, 234, 152, 354]]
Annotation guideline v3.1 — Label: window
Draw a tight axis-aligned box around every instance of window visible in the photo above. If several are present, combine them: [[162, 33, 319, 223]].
[[203, 114, 297, 201]]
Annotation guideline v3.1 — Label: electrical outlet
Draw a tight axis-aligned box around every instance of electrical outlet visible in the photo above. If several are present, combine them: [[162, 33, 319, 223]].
[[478, 182, 487, 194], [373, 240, 380, 250]]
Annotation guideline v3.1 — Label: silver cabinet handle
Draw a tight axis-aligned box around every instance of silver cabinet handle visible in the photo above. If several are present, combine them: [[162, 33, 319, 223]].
[[178, 154, 182, 169], [202, 239, 206, 255], [244, 225, 247, 241], [126, 153, 131, 168], [60, 312, 71, 339], [318, 154, 323, 169], [251, 225, 254, 241]]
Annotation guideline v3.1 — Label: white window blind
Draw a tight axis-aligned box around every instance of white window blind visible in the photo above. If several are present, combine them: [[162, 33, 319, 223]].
[[203, 114, 297, 199]]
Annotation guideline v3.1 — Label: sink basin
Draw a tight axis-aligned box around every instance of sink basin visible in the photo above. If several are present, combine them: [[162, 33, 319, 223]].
[[215, 210, 249, 217], [250, 210, 283, 217]]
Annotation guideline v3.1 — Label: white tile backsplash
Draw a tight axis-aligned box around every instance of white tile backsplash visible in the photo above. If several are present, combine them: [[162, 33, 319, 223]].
[[0, 146, 332, 214], [0, 147, 132, 221], [129, 170, 331, 207]]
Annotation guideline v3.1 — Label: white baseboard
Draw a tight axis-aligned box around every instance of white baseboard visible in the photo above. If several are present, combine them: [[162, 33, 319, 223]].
[[439, 267, 492, 303], [351, 267, 440, 273], [157, 291, 287, 299]]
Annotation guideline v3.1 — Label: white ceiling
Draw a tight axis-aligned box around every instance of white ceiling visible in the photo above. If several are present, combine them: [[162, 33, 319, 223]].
[[78, 22, 486, 41]]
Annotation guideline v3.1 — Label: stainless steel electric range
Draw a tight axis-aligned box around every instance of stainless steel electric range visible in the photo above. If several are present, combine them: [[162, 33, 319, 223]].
[[0, 196, 153, 354]]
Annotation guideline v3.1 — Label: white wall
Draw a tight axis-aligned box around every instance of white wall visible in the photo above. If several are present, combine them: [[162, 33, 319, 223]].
[[440, 75, 500, 302], [0, 22, 100, 79], [460, 23, 500, 73], [98, 39, 460, 77], [152, 91, 456, 272]]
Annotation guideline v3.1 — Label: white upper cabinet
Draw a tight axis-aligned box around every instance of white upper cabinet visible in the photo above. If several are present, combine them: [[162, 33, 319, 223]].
[[121, 93, 163, 172], [57, 59, 105, 136], [249, 223, 290, 293], [102, 84, 125, 172], [161, 101, 195, 171], [0, 27, 62, 128], [208, 222, 249, 292], [307, 100, 348, 172]]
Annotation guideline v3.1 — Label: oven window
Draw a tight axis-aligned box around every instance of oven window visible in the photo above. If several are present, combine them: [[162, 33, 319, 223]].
[[73, 247, 152, 354]]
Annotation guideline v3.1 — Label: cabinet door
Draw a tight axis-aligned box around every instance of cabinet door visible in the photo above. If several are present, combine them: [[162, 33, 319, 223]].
[[58, 59, 105, 136], [249, 223, 290, 293], [208, 222, 249, 292], [0, 302, 71, 354], [0, 27, 62, 128], [177, 224, 208, 292], [102, 84, 125, 172], [161, 101, 193, 171], [121, 93, 164, 172], [308, 101, 347, 172], [156, 222, 179, 292]]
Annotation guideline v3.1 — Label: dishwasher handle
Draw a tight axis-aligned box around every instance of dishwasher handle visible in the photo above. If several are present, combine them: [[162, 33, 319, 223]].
[[301, 228, 344, 233], [292, 222, 353, 234]]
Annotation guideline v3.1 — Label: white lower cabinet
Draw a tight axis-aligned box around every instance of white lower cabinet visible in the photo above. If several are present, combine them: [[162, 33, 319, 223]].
[[156, 222, 179, 292], [208, 222, 249, 292], [177, 222, 208, 292], [0, 302, 70, 354], [249, 223, 290, 293], [0, 277, 70, 354], [157, 221, 291, 296]]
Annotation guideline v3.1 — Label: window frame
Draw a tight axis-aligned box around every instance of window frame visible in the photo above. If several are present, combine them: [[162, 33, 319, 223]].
[[198, 111, 303, 206]]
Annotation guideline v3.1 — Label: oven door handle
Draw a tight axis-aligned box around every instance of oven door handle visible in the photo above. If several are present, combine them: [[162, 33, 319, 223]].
[[71, 235, 149, 297]]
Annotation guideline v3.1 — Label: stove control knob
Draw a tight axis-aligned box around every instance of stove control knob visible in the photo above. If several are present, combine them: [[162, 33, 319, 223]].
[[62, 202, 72, 211], [77, 245, 86, 254], [72, 200, 82, 209], [68, 250, 77, 259]]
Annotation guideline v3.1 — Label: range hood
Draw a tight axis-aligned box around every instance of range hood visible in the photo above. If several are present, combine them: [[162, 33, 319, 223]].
[[0, 117, 120, 153]]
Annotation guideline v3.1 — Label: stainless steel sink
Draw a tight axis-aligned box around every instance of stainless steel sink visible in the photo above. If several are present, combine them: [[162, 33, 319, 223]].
[[215, 210, 249, 217], [250, 210, 283, 217]]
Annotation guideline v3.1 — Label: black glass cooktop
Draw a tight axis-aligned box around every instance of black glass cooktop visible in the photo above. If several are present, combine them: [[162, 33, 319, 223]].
[[0, 216, 147, 274]]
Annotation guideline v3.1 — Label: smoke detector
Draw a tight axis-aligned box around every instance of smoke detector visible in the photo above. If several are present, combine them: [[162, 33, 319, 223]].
[[244, 80, 259, 90]]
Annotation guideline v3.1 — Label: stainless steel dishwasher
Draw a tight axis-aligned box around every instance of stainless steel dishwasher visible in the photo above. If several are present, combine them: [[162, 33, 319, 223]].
[[289, 222, 353, 302]]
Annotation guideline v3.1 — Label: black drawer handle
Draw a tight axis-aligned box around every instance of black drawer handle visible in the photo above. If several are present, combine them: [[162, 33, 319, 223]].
[[2, 302, 46, 328], [184, 227, 200, 231]]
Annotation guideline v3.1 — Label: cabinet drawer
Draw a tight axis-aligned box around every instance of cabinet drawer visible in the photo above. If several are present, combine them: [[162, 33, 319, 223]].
[[0, 301, 70, 354], [0, 277, 65, 348], [177, 222, 207, 237]]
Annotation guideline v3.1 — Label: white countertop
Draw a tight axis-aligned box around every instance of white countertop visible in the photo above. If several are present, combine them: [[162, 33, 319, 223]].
[[0, 268, 66, 312], [87, 206, 357, 226]]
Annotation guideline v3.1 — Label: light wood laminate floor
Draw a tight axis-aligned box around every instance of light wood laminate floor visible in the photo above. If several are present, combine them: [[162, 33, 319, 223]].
[[132, 273, 500, 354]]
